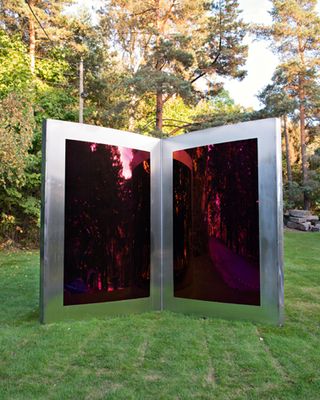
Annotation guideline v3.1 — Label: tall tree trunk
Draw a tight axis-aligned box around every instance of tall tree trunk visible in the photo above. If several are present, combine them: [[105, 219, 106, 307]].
[[156, 89, 163, 132], [283, 115, 292, 184], [298, 76, 310, 210], [28, 0, 36, 74]]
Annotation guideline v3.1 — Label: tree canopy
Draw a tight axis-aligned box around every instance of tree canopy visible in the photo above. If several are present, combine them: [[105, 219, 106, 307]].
[[0, 0, 320, 244], [255, 0, 320, 209]]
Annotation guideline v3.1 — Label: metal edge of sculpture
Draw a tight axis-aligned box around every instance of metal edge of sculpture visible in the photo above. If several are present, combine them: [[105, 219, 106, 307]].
[[40, 118, 283, 325]]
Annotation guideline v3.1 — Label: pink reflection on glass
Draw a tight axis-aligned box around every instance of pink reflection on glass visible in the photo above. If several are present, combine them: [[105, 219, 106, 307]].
[[64, 140, 151, 306], [173, 139, 260, 306], [118, 146, 134, 179]]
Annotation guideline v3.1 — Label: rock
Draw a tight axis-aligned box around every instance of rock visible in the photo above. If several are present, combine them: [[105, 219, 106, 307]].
[[289, 216, 307, 223], [289, 209, 311, 218], [311, 225, 320, 232], [287, 221, 311, 231], [306, 215, 319, 222]]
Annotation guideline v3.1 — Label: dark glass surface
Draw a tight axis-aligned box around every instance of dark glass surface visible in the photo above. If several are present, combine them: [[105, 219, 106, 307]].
[[64, 140, 150, 305], [173, 139, 260, 305]]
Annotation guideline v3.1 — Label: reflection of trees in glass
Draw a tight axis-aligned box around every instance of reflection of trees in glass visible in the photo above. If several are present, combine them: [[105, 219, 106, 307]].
[[173, 160, 191, 281], [64, 140, 150, 304], [188, 139, 259, 262], [130, 158, 151, 288], [209, 141, 259, 261], [173, 139, 259, 304]]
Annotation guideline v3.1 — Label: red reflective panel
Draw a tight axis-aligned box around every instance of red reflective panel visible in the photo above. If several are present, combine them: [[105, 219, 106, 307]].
[[173, 139, 260, 306], [64, 140, 150, 306]]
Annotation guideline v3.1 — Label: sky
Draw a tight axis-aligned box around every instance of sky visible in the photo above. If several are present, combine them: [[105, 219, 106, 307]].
[[226, 0, 320, 109], [69, 0, 319, 110], [223, 0, 276, 109]]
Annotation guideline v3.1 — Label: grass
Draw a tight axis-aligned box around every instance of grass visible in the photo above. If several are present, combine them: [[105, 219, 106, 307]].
[[0, 231, 319, 400]]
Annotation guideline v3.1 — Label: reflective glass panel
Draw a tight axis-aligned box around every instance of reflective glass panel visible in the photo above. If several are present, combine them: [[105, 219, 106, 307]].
[[64, 140, 150, 305], [173, 139, 260, 305]]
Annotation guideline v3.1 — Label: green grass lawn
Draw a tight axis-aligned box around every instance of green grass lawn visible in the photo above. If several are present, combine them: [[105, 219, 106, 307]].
[[0, 231, 319, 400]]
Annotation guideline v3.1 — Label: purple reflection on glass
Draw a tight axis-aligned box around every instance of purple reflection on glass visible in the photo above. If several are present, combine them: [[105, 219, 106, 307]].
[[64, 140, 150, 306], [173, 139, 260, 306]]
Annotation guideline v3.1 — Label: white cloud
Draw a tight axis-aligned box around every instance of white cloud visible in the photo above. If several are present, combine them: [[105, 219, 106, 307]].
[[238, 0, 273, 24]]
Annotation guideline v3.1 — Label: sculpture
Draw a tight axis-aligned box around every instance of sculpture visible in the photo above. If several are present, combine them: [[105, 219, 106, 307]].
[[41, 118, 283, 324]]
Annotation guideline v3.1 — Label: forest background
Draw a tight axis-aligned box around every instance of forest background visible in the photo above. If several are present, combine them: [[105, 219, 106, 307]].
[[0, 0, 319, 247]]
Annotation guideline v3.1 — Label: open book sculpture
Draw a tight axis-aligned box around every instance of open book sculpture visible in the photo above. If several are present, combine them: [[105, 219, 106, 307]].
[[40, 118, 284, 324]]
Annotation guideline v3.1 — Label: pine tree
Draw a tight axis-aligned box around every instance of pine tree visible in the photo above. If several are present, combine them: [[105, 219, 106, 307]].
[[99, 0, 248, 134], [258, 67, 297, 184], [255, 0, 320, 209]]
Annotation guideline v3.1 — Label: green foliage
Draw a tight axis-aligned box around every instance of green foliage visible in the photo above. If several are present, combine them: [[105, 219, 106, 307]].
[[0, 93, 35, 186], [99, 0, 248, 131], [0, 31, 32, 97], [258, 68, 297, 117], [283, 181, 304, 210], [204, 0, 248, 80], [0, 151, 41, 244], [135, 90, 247, 136], [0, 0, 319, 244], [255, 0, 320, 210], [0, 0, 76, 45], [0, 10, 81, 245], [36, 56, 69, 85], [35, 86, 77, 122], [0, 1, 97, 245], [307, 147, 320, 212]]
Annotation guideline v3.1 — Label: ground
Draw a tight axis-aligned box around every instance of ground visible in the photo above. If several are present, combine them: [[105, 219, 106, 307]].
[[0, 231, 319, 399]]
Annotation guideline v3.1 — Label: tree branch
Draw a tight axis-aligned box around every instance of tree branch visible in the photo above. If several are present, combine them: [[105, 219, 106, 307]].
[[160, 0, 177, 33], [189, 0, 223, 84], [164, 121, 203, 135], [131, 7, 157, 17], [163, 118, 192, 124]]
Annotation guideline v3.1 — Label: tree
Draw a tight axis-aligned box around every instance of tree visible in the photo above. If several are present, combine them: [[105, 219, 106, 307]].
[[65, 11, 128, 127], [0, 92, 37, 243], [0, 93, 34, 187], [99, 0, 248, 134], [255, 0, 320, 209], [0, 30, 32, 97], [0, 1, 85, 244], [309, 147, 320, 212], [0, 0, 75, 72], [258, 67, 297, 184]]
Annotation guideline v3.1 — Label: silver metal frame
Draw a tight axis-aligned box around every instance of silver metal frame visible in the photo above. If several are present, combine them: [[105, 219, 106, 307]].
[[41, 118, 283, 325], [40, 119, 161, 323], [162, 118, 284, 325]]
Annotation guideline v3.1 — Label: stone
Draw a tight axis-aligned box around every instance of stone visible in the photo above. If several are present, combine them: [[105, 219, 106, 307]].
[[311, 225, 320, 232], [306, 215, 319, 222], [289, 209, 311, 218], [289, 216, 307, 223], [287, 221, 311, 231]]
